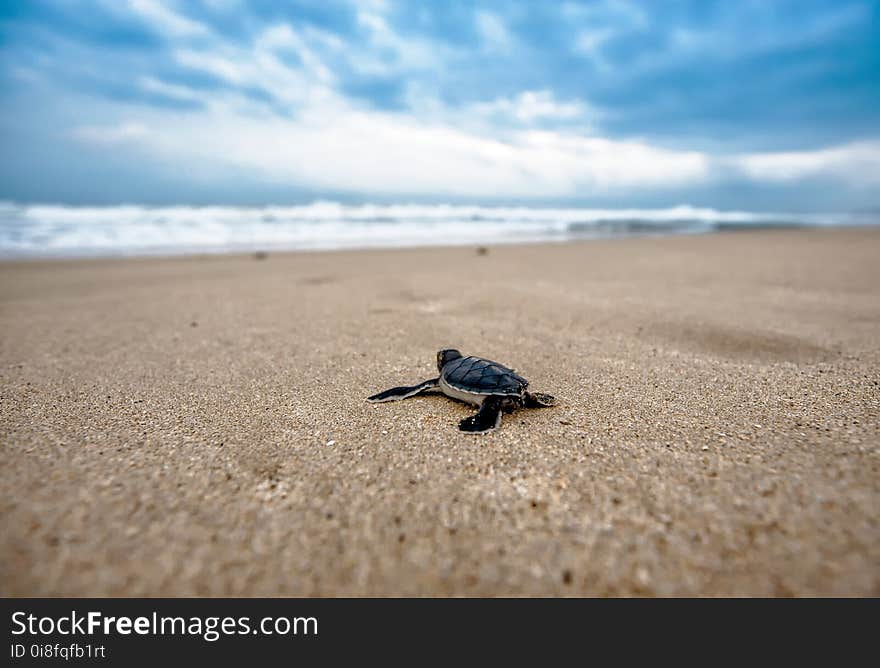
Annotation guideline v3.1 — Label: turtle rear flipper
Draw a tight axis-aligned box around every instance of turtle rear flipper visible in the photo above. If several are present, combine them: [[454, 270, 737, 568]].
[[367, 378, 440, 403], [524, 391, 556, 408], [459, 395, 504, 433]]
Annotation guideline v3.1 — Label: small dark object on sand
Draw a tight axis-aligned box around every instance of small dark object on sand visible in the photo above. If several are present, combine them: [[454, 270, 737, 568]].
[[254, 251, 269, 260], [476, 246, 489, 256], [367, 349, 556, 433]]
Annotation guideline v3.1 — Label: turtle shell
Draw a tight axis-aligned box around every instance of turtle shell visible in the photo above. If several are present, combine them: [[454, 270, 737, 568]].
[[441, 356, 528, 396]]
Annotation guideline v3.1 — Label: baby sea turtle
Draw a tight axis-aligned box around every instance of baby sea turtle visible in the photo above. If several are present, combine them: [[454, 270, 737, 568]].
[[367, 349, 556, 433]]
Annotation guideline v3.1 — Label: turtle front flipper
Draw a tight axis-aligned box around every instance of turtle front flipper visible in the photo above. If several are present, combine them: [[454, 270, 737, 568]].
[[524, 391, 556, 408], [367, 378, 440, 403], [459, 396, 504, 433]]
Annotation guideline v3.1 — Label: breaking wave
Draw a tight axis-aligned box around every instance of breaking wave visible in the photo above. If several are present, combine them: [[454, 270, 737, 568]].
[[0, 201, 874, 258]]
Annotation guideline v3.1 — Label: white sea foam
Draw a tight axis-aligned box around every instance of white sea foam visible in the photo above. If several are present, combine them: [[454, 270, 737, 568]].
[[0, 201, 873, 258]]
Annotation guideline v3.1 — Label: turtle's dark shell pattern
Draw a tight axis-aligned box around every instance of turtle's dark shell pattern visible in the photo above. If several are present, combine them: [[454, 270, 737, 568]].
[[441, 356, 528, 396]]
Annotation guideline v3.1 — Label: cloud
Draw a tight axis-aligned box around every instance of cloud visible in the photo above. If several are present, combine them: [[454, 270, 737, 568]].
[[475, 11, 512, 51], [733, 141, 880, 186], [254, 24, 335, 83], [71, 122, 150, 144], [574, 28, 614, 56], [127, 0, 208, 38], [174, 49, 248, 85], [471, 90, 589, 124], [107, 92, 707, 197], [139, 76, 204, 102], [353, 8, 444, 75], [171, 24, 343, 115], [59, 6, 700, 198]]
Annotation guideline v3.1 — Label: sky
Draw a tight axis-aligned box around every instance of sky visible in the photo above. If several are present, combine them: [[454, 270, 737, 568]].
[[0, 0, 878, 210]]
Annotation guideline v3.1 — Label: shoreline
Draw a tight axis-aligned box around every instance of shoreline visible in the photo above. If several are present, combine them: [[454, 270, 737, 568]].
[[2, 197, 877, 262], [2, 227, 878, 596], [1, 222, 877, 265]]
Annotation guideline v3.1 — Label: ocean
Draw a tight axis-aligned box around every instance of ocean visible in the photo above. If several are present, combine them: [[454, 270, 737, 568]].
[[0, 201, 875, 258]]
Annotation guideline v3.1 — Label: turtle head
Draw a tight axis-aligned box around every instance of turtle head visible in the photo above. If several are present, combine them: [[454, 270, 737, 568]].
[[437, 348, 462, 371]]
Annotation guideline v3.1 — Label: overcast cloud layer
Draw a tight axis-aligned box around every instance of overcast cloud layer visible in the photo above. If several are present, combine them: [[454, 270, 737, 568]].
[[1, 0, 878, 209]]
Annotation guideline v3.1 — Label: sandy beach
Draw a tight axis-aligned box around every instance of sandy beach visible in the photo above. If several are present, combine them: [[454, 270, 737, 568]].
[[1, 228, 878, 596]]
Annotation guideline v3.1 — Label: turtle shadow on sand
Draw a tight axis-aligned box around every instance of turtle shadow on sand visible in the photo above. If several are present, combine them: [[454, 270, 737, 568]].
[[367, 349, 556, 434]]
